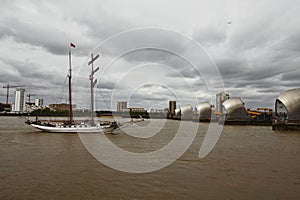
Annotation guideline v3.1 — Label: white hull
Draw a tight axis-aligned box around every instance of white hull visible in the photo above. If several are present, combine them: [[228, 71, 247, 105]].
[[30, 124, 114, 133]]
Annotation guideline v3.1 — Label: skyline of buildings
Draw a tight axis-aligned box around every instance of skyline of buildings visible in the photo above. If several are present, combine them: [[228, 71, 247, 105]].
[[0, 87, 44, 113], [0, 86, 281, 114]]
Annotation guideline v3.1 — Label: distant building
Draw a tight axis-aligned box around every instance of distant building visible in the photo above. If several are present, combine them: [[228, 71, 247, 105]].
[[216, 91, 230, 113], [128, 107, 144, 112], [169, 101, 176, 116], [247, 108, 272, 124], [49, 103, 76, 111], [35, 98, 43, 107], [14, 88, 25, 112], [150, 108, 168, 113], [0, 103, 11, 112], [117, 101, 127, 112], [25, 98, 44, 112]]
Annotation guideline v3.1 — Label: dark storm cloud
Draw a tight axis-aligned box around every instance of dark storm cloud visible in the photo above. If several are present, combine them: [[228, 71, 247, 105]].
[[0, 57, 67, 91], [281, 80, 300, 88], [0, 0, 299, 109], [94, 28, 190, 64], [281, 69, 300, 81], [5, 58, 54, 80], [121, 49, 176, 63], [0, 17, 69, 55], [141, 83, 159, 88], [97, 79, 117, 90], [214, 58, 245, 79]]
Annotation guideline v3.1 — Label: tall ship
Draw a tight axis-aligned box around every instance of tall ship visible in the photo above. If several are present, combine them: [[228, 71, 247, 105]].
[[26, 43, 118, 133]]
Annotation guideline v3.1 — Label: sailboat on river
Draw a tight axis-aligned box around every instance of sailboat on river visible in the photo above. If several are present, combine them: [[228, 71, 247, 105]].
[[26, 43, 118, 133]]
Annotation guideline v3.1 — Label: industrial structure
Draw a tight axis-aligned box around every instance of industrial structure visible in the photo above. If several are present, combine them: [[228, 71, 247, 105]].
[[168, 100, 176, 118], [222, 97, 250, 124], [273, 88, 300, 130], [35, 98, 44, 107], [195, 102, 212, 122], [216, 91, 230, 113], [173, 105, 193, 120], [2, 84, 24, 105], [247, 108, 273, 125]]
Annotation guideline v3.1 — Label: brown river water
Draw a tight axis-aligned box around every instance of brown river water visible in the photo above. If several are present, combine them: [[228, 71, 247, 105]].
[[0, 116, 299, 199]]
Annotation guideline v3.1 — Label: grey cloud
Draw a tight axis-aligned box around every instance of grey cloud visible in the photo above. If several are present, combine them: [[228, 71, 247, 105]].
[[167, 67, 200, 79], [0, 17, 70, 55], [193, 27, 227, 46], [72, 8, 132, 41], [214, 58, 245, 79], [97, 79, 117, 90], [283, 33, 300, 52], [281, 80, 300, 88], [1, 57, 65, 83], [281, 69, 300, 81], [131, 94, 168, 102], [94, 28, 189, 63], [1, 1, 300, 109], [0, 57, 67, 103], [257, 88, 284, 94]]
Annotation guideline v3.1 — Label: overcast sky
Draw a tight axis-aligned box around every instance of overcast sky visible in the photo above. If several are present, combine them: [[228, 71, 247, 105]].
[[0, 0, 299, 110]]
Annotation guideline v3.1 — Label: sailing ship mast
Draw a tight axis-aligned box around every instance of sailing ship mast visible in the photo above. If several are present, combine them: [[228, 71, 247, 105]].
[[88, 53, 100, 126], [68, 44, 75, 124]]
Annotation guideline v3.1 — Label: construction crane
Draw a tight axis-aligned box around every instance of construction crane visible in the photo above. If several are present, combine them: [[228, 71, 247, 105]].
[[2, 84, 24, 104], [27, 94, 37, 104]]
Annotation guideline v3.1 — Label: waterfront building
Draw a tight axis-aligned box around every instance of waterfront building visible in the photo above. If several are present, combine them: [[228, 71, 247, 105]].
[[25, 98, 44, 113], [35, 98, 44, 107], [216, 91, 230, 113], [14, 88, 25, 112], [0, 103, 11, 112], [49, 103, 76, 111], [150, 108, 168, 113], [128, 107, 144, 112], [247, 108, 272, 125], [117, 101, 127, 112]]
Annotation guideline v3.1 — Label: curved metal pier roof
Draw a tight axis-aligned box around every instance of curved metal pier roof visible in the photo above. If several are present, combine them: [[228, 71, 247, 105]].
[[223, 97, 250, 120], [276, 88, 300, 121], [196, 102, 211, 119]]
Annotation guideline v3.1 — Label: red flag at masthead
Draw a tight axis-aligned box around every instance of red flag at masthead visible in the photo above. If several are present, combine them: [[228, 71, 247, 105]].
[[70, 43, 76, 48]]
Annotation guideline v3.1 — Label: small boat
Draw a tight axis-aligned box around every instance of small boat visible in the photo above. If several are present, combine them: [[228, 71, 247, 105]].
[[26, 44, 118, 133]]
